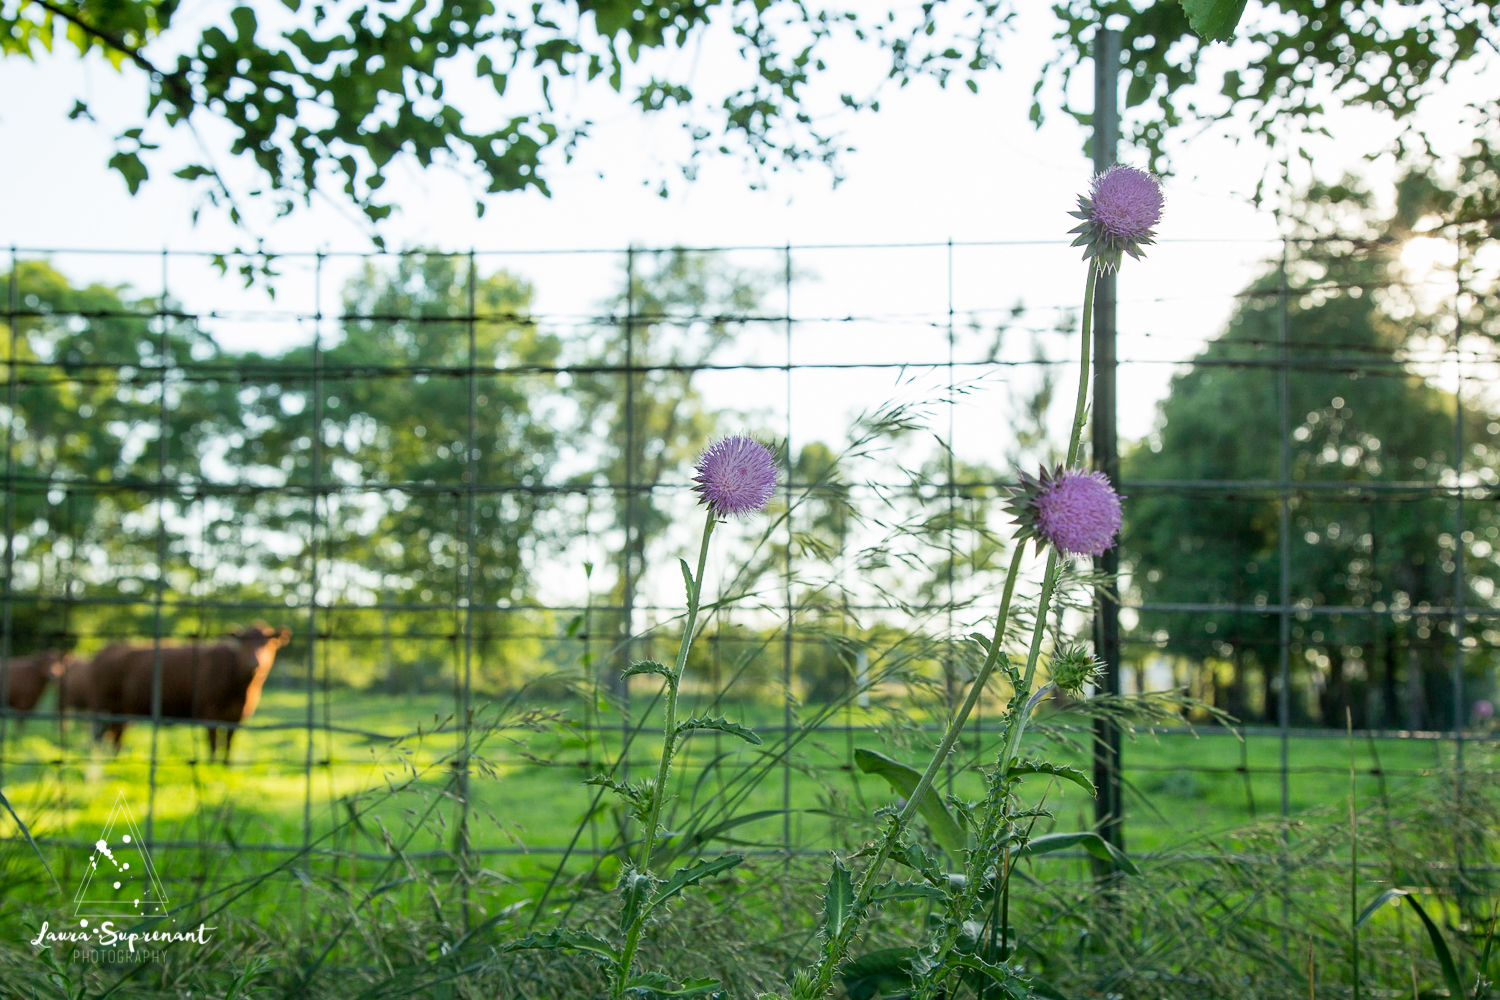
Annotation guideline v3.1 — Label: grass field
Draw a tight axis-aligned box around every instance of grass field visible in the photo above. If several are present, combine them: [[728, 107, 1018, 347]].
[[0, 685, 1483, 906], [1, 686, 1496, 1000]]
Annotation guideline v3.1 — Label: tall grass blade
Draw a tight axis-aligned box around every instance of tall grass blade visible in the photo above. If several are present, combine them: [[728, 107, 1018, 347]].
[[0, 785, 59, 893], [854, 748, 968, 857], [1357, 888, 1464, 999]]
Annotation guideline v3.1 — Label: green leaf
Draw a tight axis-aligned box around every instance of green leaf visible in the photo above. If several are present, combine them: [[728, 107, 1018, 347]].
[[660, 809, 786, 863], [868, 880, 946, 904], [680, 557, 695, 599], [623, 660, 672, 682], [888, 839, 944, 884], [1029, 975, 1071, 1000], [652, 853, 743, 908], [1358, 889, 1463, 999], [0, 787, 58, 892], [1179, 0, 1249, 42], [583, 774, 647, 809], [824, 857, 854, 940], [1009, 760, 1096, 796], [1355, 887, 1409, 928], [503, 929, 617, 963], [841, 948, 917, 1000], [854, 748, 968, 858], [950, 956, 1040, 999], [1018, 831, 1139, 876], [624, 974, 725, 999], [108, 151, 149, 195], [174, 165, 214, 181], [676, 716, 761, 745], [620, 871, 655, 933]]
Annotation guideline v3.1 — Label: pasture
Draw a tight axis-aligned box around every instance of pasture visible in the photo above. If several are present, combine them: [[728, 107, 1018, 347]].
[[1, 687, 1480, 880]]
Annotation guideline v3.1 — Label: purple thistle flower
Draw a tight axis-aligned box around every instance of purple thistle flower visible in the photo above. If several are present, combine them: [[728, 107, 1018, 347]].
[[692, 436, 778, 518], [1068, 165, 1164, 271], [1036, 470, 1122, 556], [1005, 466, 1122, 557]]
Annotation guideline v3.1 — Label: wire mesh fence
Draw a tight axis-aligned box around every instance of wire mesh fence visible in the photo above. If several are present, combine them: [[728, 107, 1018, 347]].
[[0, 229, 1495, 885]]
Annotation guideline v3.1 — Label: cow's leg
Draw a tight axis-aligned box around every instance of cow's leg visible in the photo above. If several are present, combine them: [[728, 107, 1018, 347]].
[[106, 723, 125, 754], [221, 726, 235, 765]]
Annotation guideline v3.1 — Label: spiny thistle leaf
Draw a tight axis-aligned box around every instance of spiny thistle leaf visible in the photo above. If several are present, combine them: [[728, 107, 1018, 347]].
[[675, 716, 762, 745], [887, 839, 945, 885], [841, 948, 919, 1000], [623, 660, 673, 682], [619, 871, 656, 934], [583, 774, 651, 813], [503, 929, 618, 963], [823, 857, 854, 939], [652, 853, 744, 908], [949, 955, 1043, 999], [1018, 831, 1139, 876], [1008, 760, 1097, 796], [623, 973, 726, 998], [868, 880, 946, 905]]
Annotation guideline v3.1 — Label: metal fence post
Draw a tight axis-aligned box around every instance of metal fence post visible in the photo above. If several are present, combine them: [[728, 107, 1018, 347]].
[[302, 251, 324, 857], [1278, 239, 1292, 820], [146, 249, 171, 847], [1450, 235, 1468, 900], [1, 249, 17, 783], [622, 247, 636, 784], [783, 242, 794, 857], [1090, 24, 1124, 856], [945, 237, 958, 795], [459, 249, 479, 924]]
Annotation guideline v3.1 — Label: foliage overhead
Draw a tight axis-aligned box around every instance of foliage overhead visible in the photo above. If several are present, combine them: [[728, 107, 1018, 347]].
[[1046, 1, 1500, 179], [6, 0, 1493, 235]]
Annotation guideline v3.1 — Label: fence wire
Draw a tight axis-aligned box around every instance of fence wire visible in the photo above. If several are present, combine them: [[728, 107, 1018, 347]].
[[0, 233, 1495, 880]]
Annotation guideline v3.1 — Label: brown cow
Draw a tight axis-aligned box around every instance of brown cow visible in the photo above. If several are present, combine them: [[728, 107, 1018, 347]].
[[1, 650, 70, 713], [86, 623, 292, 762], [57, 653, 95, 713]]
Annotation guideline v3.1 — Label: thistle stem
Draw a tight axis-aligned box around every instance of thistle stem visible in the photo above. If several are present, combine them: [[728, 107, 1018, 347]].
[[809, 543, 1025, 995], [614, 511, 716, 996], [913, 260, 1103, 999], [807, 260, 1102, 998], [997, 260, 1098, 774]]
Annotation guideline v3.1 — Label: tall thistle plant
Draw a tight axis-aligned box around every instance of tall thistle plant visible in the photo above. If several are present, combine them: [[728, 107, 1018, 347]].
[[512, 436, 780, 999], [773, 166, 1165, 1000]]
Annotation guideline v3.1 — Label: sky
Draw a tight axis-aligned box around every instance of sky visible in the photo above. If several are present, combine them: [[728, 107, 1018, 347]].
[[0, 3, 1486, 620]]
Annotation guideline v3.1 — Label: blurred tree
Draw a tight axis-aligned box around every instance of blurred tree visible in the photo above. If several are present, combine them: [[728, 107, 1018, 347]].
[[570, 249, 768, 695], [0, 260, 241, 654], [1125, 174, 1499, 729], [224, 253, 560, 690]]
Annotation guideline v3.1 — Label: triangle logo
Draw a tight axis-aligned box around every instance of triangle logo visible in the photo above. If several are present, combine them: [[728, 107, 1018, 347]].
[[73, 791, 168, 917]]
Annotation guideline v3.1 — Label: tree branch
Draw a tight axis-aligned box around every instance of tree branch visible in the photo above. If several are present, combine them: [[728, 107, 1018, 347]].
[[28, 0, 163, 79]]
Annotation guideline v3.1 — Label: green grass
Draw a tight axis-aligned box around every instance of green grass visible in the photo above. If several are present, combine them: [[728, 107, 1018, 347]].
[[0, 686, 1479, 897], [1, 687, 1496, 1000]]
